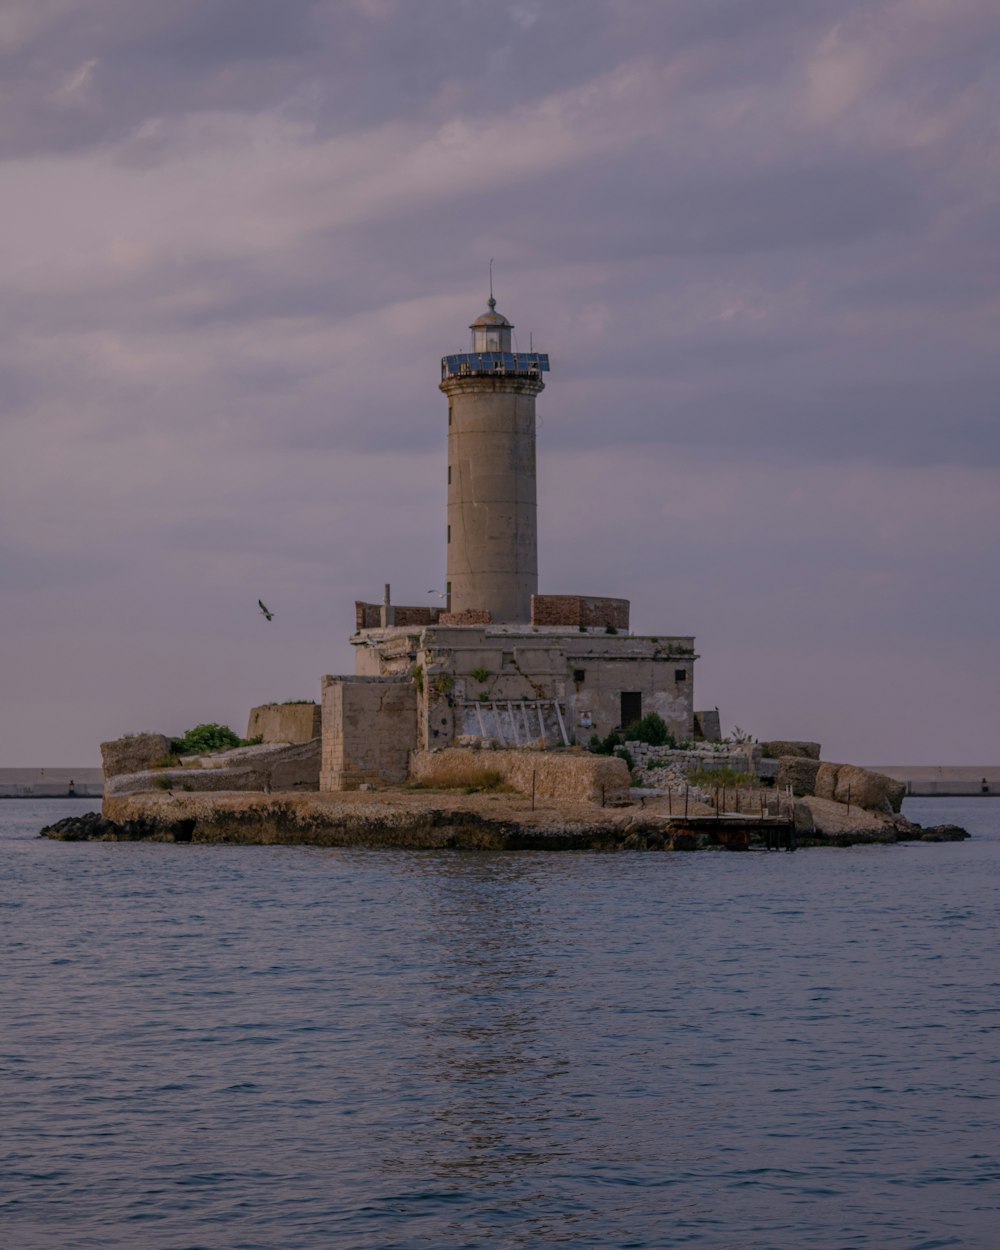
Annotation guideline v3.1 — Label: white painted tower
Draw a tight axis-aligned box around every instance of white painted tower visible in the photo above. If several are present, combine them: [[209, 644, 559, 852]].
[[439, 297, 549, 623]]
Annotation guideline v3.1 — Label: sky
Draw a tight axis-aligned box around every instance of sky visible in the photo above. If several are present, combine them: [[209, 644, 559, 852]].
[[1, 0, 998, 766]]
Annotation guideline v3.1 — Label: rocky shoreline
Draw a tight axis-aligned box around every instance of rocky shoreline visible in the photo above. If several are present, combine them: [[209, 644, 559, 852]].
[[39, 791, 970, 852]]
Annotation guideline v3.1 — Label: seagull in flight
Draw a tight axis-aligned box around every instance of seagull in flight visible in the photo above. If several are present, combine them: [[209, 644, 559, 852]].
[[258, 599, 274, 621]]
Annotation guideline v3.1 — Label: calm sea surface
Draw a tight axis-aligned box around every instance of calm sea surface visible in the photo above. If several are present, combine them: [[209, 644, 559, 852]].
[[2, 797, 998, 1250]]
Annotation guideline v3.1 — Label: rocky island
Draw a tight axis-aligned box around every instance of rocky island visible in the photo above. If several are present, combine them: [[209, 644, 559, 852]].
[[41, 720, 968, 852]]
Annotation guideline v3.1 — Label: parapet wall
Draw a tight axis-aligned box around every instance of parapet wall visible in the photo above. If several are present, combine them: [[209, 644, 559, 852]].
[[438, 609, 492, 626], [531, 595, 630, 631], [409, 748, 630, 805], [355, 602, 442, 630], [321, 676, 418, 790], [246, 703, 321, 744]]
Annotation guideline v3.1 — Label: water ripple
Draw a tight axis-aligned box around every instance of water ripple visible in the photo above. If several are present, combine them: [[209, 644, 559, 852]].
[[0, 797, 997, 1248]]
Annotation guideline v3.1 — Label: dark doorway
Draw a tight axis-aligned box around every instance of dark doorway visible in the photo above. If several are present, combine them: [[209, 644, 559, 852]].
[[620, 691, 642, 730]]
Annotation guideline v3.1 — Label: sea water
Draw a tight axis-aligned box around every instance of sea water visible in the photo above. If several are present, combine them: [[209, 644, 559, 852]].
[[1, 796, 997, 1250]]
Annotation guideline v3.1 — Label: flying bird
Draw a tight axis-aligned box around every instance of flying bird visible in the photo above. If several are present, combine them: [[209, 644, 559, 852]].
[[258, 599, 274, 621]]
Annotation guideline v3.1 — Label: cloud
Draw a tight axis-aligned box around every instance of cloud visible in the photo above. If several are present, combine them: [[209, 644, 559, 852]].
[[1, 0, 998, 762]]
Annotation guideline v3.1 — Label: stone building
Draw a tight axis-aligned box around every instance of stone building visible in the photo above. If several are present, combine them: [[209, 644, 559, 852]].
[[321, 294, 701, 791]]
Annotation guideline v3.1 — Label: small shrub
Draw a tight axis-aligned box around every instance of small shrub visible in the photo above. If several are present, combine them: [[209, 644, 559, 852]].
[[605, 625, 618, 635], [241, 735, 263, 747], [152, 775, 173, 790], [433, 673, 455, 694], [151, 753, 181, 769], [591, 729, 624, 755], [624, 712, 675, 748], [470, 666, 491, 684], [614, 746, 634, 771], [173, 723, 242, 755], [412, 665, 424, 692]]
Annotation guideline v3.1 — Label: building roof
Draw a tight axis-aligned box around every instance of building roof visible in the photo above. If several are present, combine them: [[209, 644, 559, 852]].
[[470, 296, 512, 329]]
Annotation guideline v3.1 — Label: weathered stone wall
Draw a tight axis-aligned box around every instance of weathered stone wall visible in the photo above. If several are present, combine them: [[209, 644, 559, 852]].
[[410, 747, 629, 805], [351, 625, 698, 747], [531, 595, 630, 631], [624, 743, 757, 773], [321, 676, 418, 790], [101, 734, 173, 778], [104, 740, 321, 797], [246, 703, 320, 744]]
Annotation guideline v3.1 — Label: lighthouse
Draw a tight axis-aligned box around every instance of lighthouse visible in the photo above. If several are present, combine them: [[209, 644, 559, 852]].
[[439, 296, 550, 623]]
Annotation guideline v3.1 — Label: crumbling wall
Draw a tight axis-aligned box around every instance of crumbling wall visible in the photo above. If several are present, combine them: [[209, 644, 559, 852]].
[[321, 676, 418, 790], [104, 740, 321, 797], [531, 595, 630, 631], [409, 747, 629, 805], [694, 709, 722, 741], [246, 703, 321, 744], [355, 602, 441, 630], [101, 734, 172, 778]]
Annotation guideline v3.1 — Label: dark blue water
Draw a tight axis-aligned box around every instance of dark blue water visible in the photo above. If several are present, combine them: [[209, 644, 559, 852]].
[[2, 797, 998, 1249]]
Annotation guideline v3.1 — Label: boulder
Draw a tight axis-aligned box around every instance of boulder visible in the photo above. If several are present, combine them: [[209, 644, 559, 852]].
[[761, 740, 821, 760], [919, 825, 971, 842], [814, 762, 839, 801], [792, 800, 816, 834], [777, 756, 822, 796], [813, 762, 905, 813], [797, 795, 897, 842], [101, 733, 173, 778]]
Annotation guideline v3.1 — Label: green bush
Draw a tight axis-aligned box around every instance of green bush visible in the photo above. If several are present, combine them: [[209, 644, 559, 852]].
[[614, 746, 634, 771], [469, 666, 491, 684], [172, 723, 242, 755], [591, 729, 624, 755], [623, 712, 675, 748]]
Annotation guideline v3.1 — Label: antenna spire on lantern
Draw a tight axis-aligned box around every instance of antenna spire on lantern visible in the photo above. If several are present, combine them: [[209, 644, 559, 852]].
[[488, 258, 495, 310]]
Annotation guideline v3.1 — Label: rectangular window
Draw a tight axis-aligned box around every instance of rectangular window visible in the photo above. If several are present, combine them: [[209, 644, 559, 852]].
[[573, 669, 586, 684], [675, 669, 687, 682], [448, 405, 453, 425], [447, 525, 451, 543], [448, 465, 452, 484]]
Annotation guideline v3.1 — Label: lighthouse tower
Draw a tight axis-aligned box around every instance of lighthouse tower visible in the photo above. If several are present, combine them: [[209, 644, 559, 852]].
[[439, 296, 550, 623]]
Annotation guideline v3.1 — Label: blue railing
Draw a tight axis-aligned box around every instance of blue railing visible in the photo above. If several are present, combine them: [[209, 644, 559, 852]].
[[441, 352, 550, 380]]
